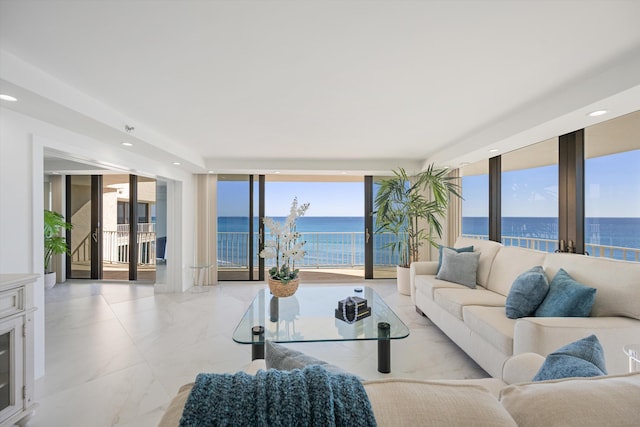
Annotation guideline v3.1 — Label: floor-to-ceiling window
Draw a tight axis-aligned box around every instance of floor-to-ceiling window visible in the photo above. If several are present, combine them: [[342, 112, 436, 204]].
[[102, 174, 129, 280], [264, 175, 366, 279], [68, 175, 96, 279], [585, 111, 640, 261], [67, 174, 157, 281], [217, 174, 371, 281], [217, 174, 260, 281], [461, 160, 489, 240], [370, 176, 399, 278], [501, 138, 559, 252], [136, 176, 157, 281], [457, 110, 639, 262]]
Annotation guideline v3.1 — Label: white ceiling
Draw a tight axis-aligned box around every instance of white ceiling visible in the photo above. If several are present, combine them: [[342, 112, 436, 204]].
[[1, 0, 640, 175]]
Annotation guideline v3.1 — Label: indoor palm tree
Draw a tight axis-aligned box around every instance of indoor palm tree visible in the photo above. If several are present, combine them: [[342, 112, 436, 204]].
[[375, 165, 461, 280]]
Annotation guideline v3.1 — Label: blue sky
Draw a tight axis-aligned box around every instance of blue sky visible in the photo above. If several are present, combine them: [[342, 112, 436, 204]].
[[217, 150, 640, 218], [217, 181, 364, 217], [585, 150, 640, 217], [464, 150, 640, 218], [265, 182, 364, 216]]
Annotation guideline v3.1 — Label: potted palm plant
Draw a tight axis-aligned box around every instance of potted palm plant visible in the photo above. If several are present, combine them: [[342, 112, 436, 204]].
[[374, 165, 461, 294], [44, 209, 72, 289]]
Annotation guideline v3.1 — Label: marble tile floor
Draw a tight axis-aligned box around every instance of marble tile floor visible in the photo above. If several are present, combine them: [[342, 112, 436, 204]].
[[31, 279, 487, 427]]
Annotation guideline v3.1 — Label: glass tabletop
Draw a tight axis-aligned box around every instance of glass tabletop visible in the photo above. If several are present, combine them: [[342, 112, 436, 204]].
[[232, 285, 410, 344]]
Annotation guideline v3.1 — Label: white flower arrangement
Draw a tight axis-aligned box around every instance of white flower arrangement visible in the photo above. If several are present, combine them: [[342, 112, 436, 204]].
[[259, 197, 310, 283]]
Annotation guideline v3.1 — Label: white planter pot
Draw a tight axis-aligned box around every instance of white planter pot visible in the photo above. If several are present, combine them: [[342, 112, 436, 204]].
[[44, 272, 56, 289], [396, 265, 411, 296]]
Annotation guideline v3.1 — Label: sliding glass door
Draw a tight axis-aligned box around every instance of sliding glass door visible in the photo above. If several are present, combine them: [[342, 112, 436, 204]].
[[365, 176, 398, 279], [217, 175, 265, 281], [218, 174, 391, 281], [66, 174, 157, 281], [67, 175, 102, 279]]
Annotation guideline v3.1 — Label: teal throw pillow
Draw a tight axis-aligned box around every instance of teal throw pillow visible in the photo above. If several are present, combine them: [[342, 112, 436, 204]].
[[532, 334, 607, 381], [505, 266, 549, 319], [534, 268, 596, 317], [435, 248, 480, 288], [437, 245, 474, 273]]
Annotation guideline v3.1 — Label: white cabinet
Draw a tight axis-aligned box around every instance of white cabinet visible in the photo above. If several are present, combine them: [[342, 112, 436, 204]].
[[0, 275, 37, 427]]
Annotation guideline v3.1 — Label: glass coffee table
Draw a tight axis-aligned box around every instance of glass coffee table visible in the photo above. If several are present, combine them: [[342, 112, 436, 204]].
[[232, 285, 410, 373]]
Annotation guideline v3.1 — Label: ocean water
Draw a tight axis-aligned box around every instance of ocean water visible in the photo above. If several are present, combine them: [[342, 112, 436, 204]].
[[217, 216, 640, 266], [218, 216, 390, 267], [463, 217, 640, 260], [218, 216, 364, 233], [463, 217, 640, 248]]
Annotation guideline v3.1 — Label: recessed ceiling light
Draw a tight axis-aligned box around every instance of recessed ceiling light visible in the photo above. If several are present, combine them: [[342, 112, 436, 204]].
[[274, 171, 281, 174], [208, 170, 214, 174], [459, 162, 470, 167], [588, 109, 607, 117], [121, 142, 133, 147], [172, 162, 181, 166], [0, 94, 17, 102], [488, 148, 500, 154]]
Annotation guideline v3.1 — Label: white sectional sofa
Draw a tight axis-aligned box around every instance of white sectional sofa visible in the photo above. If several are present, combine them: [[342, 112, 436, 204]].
[[410, 237, 640, 379], [160, 356, 640, 426]]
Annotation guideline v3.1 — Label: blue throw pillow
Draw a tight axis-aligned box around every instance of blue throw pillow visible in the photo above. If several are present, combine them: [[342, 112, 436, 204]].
[[435, 248, 480, 288], [534, 268, 596, 317], [532, 335, 607, 381], [437, 245, 474, 273], [505, 266, 549, 319]]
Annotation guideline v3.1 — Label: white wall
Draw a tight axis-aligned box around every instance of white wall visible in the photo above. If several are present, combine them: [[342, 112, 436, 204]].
[[156, 182, 168, 240], [0, 111, 34, 273], [0, 107, 195, 378]]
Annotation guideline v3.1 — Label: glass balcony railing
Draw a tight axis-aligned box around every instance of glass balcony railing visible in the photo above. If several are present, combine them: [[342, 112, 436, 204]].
[[218, 231, 403, 269], [462, 234, 640, 262], [75, 228, 640, 272]]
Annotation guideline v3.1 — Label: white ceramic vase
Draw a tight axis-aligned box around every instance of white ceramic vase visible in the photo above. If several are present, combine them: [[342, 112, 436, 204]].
[[44, 272, 56, 289], [396, 265, 411, 295]]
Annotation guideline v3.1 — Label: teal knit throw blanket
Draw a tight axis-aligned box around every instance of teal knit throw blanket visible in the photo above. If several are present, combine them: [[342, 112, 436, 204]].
[[179, 365, 377, 426]]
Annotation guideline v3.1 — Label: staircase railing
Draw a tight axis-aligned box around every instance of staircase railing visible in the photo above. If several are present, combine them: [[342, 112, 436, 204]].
[[70, 232, 91, 262], [71, 229, 157, 265]]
